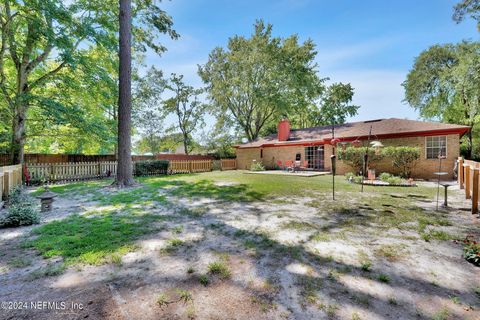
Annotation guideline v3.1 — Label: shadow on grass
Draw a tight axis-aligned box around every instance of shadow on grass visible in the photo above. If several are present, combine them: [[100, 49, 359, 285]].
[[169, 179, 264, 202], [9, 176, 476, 319]]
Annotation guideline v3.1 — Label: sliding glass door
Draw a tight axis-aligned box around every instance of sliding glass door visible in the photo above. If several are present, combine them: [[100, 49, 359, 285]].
[[305, 146, 324, 170]]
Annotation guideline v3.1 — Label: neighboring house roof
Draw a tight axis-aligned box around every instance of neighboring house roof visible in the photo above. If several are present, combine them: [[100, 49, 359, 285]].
[[236, 118, 470, 149]]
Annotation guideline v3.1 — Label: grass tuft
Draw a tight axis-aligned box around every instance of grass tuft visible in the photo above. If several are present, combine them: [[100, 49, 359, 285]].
[[377, 273, 390, 283], [207, 261, 231, 279], [30, 263, 66, 279]]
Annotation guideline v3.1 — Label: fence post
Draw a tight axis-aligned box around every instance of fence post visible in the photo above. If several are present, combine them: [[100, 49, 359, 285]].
[[472, 167, 479, 214], [50, 163, 55, 184], [3, 170, 10, 200], [465, 165, 471, 199], [188, 161, 192, 173], [458, 157, 464, 189], [0, 172, 3, 203]]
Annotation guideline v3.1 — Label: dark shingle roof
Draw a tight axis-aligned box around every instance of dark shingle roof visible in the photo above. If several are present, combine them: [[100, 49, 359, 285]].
[[236, 118, 470, 148]]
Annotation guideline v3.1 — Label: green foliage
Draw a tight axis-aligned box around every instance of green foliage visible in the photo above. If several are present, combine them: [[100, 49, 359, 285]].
[[199, 127, 238, 159], [382, 146, 420, 178], [403, 41, 480, 158], [250, 162, 266, 171], [0, 188, 39, 228], [134, 160, 169, 176], [463, 235, 480, 266], [207, 261, 231, 279], [0, 0, 178, 159], [288, 83, 360, 129], [337, 147, 383, 174], [135, 133, 184, 155], [199, 20, 323, 141], [353, 175, 364, 184], [26, 213, 167, 265], [199, 274, 209, 286], [377, 274, 391, 283], [453, 0, 480, 31], [133, 67, 167, 155], [163, 74, 207, 155], [378, 173, 403, 185], [345, 172, 355, 180]]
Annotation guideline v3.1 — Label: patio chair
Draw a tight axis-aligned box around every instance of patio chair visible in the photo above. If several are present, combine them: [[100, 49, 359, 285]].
[[277, 160, 284, 170], [294, 160, 301, 172], [285, 160, 294, 172]]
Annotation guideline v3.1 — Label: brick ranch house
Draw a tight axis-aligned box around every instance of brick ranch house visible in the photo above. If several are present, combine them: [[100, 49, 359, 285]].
[[235, 118, 470, 180]]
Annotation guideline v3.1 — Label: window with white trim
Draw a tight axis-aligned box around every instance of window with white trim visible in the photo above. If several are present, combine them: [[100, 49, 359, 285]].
[[426, 136, 447, 159]]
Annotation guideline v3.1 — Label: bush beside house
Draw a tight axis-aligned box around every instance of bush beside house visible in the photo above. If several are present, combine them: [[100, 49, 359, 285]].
[[338, 146, 420, 178]]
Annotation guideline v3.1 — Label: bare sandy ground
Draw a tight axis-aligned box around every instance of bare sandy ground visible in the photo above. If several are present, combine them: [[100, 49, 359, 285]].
[[0, 181, 479, 320]]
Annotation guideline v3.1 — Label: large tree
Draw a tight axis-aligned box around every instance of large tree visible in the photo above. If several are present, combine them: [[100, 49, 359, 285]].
[[287, 82, 359, 129], [198, 20, 323, 142], [403, 41, 480, 158], [164, 74, 206, 155], [25, 46, 118, 154], [453, 0, 480, 31], [0, 0, 177, 164], [132, 66, 166, 155], [116, 0, 134, 186]]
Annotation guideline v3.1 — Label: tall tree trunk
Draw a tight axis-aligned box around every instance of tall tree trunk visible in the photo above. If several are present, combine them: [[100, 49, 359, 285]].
[[10, 67, 29, 165], [115, 0, 135, 187], [183, 134, 189, 155], [10, 104, 26, 165]]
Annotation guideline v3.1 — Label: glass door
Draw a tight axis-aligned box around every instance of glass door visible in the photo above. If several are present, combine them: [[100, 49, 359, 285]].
[[305, 146, 324, 170]]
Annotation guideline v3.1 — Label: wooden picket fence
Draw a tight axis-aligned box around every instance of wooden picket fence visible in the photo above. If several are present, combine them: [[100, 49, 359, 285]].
[[457, 157, 480, 214], [0, 164, 22, 201], [28, 161, 118, 184], [26, 159, 236, 184]]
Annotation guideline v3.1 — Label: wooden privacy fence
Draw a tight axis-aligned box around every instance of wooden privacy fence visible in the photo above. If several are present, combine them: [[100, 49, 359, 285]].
[[0, 164, 22, 201], [26, 159, 236, 184], [457, 157, 480, 214], [221, 159, 236, 170]]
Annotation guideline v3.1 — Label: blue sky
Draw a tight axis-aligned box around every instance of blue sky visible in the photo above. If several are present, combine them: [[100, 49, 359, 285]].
[[147, 0, 478, 125]]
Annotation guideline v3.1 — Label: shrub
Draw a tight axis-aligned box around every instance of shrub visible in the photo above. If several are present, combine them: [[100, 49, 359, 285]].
[[381, 146, 420, 178], [353, 175, 364, 184], [0, 188, 39, 228], [379, 172, 392, 182], [379, 172, 403, 185], [250, 161, 265, 171], [463, 235, 480, 266], [134, 160, 169, 176], [345, 172, 355, 180], [337, 147, 383, 174]]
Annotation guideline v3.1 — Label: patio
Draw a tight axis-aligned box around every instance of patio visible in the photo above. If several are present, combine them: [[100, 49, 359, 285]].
[[245, 170, 330, 177]]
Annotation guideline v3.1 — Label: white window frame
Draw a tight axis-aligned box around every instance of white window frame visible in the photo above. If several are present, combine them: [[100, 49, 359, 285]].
[[425, 136, 447, 159]]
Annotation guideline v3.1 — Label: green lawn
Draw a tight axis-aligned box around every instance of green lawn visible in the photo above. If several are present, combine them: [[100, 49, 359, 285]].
[[34, 170, 436, 201], [17, 171, 478, 319], [26, 171, 442, 266]]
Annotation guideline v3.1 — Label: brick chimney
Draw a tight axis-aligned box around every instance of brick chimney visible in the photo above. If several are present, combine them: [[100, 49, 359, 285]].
[[277, 119, 290, 141]]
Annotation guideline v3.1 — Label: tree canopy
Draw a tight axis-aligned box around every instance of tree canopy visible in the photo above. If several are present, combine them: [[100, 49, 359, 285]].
[[163, 74, 206, 155], [403, 41, 480, 158], [199, 20, 325, 142], [453, 0, 480, 31], [0, 0, 177, 163]]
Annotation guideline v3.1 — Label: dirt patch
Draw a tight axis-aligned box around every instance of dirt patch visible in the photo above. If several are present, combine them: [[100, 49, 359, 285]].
[[1, 180, 479, 320]]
